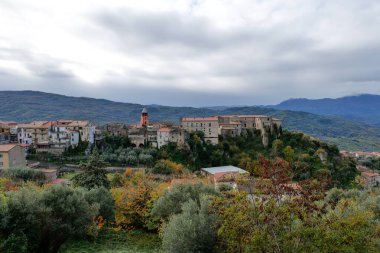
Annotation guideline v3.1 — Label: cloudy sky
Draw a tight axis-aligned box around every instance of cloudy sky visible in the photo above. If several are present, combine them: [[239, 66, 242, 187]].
[[1, 0, 380, 106]]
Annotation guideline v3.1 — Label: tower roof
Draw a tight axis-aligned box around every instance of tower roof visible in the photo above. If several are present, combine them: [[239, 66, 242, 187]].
[[142, 107, 148, 113]]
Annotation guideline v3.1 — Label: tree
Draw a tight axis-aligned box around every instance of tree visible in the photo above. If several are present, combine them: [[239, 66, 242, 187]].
[[85, 187, 115, 222], [151, 183, 218, 222], [112, 171, 154, 229], [283, 145, 295, 163], [150, 159, 184, 175], [162, 196, 218, 253], [72, 148, 110, 189]]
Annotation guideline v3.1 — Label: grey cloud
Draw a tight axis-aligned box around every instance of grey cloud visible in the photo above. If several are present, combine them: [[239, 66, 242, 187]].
[[92, 8, 258, 54], [1, 1, 380, 106]]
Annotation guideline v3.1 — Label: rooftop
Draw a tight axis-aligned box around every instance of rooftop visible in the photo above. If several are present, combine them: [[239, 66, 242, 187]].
[[158, 127, 172, 132], [181, 116, 219, 122], [362, 171, 380, 177], [0, 144, 20, 152], [201, 165, 248, 175]]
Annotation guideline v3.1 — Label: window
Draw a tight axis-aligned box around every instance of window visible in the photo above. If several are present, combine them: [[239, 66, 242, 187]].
[[209, 123, 211, 127]]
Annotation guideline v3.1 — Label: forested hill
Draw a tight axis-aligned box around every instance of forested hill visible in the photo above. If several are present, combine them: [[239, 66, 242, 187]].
[[272, 94, 380, 127], [1, 90, 380, 151]]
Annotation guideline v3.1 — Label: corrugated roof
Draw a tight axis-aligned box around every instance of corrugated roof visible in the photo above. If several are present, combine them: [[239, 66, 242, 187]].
[[201, 165, 248, 175]]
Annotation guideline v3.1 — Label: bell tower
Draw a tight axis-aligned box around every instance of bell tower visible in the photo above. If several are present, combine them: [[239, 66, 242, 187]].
[[140, 108, 149, 127]]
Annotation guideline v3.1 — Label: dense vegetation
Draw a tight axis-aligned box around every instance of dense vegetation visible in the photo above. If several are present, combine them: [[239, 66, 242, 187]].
[[0, 128, 377, 252], [1, 91, 379, 151], [158, 130, 357, 188]]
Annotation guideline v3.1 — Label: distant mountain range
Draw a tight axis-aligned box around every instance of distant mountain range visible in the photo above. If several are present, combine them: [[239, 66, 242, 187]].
[[272, 94, 380, 127], [1, 90, 380, 151]]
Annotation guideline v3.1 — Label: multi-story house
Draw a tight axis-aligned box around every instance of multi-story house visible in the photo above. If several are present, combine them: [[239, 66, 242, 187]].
[[17, 121, 51, 149], [57, 120, 95, 144], [0, 144, 26, 169], [157, 127, 188, 148], [103, 123, 128, 136], [0, 121, 18, 144], [15, 120, 95, 154]]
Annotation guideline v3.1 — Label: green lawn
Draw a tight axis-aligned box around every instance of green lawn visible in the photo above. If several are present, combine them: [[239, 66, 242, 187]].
[[59, 230, 162, 253]]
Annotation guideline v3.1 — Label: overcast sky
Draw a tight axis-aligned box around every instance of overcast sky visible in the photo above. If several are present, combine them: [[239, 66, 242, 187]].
[[0, 0, 380, 106]]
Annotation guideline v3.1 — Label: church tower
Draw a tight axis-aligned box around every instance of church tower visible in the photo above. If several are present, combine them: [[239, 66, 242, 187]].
[[140, 107, 149, 127]]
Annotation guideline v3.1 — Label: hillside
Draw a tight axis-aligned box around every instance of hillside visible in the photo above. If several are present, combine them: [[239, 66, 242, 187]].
[[1, 91, 380, 151], [273, 94, 380, 127]]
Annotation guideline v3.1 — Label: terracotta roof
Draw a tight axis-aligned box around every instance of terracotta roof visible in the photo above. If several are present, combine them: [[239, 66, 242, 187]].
[[234, 115, 271, 118], [0, 144, 20, 152], [18, 121, 50, 129], [181, 116, 219, 122], [158, 127, 172, 132], [362, 171, 380, 177]]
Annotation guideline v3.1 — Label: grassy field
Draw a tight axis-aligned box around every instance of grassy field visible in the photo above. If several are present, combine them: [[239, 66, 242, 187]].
[[59, 230, 161, 253]]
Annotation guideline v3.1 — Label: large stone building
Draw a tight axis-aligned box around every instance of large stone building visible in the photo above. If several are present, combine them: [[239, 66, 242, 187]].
[[180, 117, 220, 144], [0, 144, 26, 169], [181, 115, 282, 146]]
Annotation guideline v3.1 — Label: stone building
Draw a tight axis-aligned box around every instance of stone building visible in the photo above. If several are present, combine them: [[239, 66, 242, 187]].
[[180, 116, 219, 144], [103, 123, 128, 136], [157, 126, 188, 148], [0, 144, 26, 169], [180, 115, 282, 146]]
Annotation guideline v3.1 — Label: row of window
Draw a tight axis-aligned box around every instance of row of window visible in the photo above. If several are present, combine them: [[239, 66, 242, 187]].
[[187, 122, 213, 127]]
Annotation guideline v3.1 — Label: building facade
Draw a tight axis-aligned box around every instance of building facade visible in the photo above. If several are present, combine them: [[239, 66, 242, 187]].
[[0, 144, 26, 169], [180, 116, 220, 144], [180, 115, 282, 145]]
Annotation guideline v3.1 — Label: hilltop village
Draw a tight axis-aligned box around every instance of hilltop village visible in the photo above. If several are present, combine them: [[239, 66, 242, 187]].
[[1, 108, 379, 252], [0, 108, 282, 155]]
